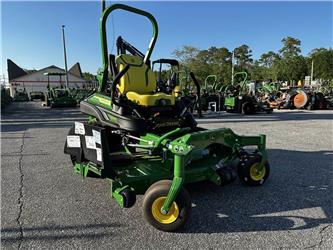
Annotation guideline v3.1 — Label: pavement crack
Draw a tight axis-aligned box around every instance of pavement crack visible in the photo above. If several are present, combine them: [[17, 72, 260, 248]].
[[304, 225, 332, 249], [16, 131, 26, 249], [317, 225, 331, 248]]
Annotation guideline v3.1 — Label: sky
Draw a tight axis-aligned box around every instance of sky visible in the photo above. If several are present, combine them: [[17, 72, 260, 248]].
[[1, 1, 332, 76]]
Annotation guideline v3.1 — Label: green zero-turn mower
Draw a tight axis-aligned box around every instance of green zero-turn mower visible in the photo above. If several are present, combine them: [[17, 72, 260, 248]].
[[13, 87, 30, 102], [30, 91, 45, 101], [44, 72, 77, 108], [200, 75, 225, 112], [152, 58, 180, 94], [224, 72, 273, 114], [64, 3, 270, 232]]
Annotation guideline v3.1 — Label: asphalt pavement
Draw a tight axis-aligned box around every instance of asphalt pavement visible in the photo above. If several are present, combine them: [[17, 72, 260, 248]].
[[1, 102, 332, 249]]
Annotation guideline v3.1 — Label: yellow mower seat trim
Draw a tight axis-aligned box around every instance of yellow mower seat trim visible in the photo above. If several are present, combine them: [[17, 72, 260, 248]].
[[116, 54, 156, 94], [116, 54, 175, 107], [126, 91, 175, 107]]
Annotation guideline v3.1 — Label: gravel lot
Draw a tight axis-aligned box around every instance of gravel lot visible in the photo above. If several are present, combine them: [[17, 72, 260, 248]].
[[1, 102, 332, 249]]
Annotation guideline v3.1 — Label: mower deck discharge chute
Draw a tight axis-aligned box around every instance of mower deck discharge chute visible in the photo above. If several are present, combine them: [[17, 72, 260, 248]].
[[64, 3, 270, 231]]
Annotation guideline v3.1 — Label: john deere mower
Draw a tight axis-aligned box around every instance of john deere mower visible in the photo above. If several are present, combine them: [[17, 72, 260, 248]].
[[44, 72, 77, 108], [200, 75, 219, 112], [224, 72, 272, 114], [13, 87, 29, 102], [152, 63, 202, 118], [30, 91, 45, 101], [64, 2, 270, 232], [177, 69, 203, 117], [152, 58, 180, 94], [1, 87, 12, 109]]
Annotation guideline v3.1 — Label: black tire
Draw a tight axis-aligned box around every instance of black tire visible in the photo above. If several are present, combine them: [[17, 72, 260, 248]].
[[229, 167, 237, 182], [121, 188, 136, 208], [217, 167, 237, 186], [142, 180, 191, 232], [145, 179, 172, 194], [242, 102, 254, 115], [306, 104, 314, 110], [237, 154, 270, 186]]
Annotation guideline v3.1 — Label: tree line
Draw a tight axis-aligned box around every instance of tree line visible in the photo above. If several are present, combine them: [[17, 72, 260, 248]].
[[172, 36, 333, 86]]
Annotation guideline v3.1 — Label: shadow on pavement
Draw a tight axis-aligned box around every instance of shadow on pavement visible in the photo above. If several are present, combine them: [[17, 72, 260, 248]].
[[183, 149, 332, 233]]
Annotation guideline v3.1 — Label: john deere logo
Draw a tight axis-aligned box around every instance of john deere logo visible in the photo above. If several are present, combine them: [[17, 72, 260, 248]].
[[210, 135, 215, 141]]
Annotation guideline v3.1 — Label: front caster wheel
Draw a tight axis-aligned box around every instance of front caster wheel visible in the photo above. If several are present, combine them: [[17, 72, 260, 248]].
[[142, 180, 191, 232], [238, 154, 270, 186]]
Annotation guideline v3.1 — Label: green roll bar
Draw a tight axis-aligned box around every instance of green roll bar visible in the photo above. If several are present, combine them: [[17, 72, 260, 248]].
[[99, 3, 159, 92], [44, 72, 67, 89], [203, 75, 217, 92], [233, 71, 248, 93], [233, 72, 247, 86]]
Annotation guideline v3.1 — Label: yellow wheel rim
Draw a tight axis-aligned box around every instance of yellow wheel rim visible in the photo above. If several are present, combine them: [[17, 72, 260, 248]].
[[250, 163, 266, 181], [151, 197, 179, 224]]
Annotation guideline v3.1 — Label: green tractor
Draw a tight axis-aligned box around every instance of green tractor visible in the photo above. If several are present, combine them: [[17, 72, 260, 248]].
[[177, 68, 203, 117], [224, 72, 272, 114], [71, 88, 96, 104], [200, 75, 225, 112], [152, 58, 180, 94], [64, 2, 270, 232], [44, 72, 77, 108], [13, 88, 29, 102], [152, 59, 202, 116], [1, 87, 12, 109], [30, 91, 45, 101]]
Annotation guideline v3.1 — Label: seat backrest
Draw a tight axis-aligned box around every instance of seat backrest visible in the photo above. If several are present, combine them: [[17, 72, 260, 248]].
[[116, 55, 156, 94]]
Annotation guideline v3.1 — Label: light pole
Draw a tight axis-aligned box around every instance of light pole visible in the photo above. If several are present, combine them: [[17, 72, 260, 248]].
[[61, 25, 69, 88], [310, 60, 314, 84], [231, 51, 235, 85]]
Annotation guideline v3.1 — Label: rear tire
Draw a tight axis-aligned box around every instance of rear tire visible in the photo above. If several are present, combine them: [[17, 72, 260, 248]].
[[242, 102, 254, 115]]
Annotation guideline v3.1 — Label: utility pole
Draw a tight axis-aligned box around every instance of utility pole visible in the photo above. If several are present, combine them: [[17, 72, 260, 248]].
[[61, 25, 69, 88], [310, 60, 314, 84], [231, 51, 235, 85]]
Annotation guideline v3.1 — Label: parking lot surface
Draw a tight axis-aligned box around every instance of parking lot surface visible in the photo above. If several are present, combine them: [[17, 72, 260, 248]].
[[1, 102, 332, 249]]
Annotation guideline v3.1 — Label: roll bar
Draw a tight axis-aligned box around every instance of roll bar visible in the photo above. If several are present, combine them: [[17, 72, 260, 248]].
[[152, 59, 179, 67], [204, 75, 217, 91], [233, 72, 248, 86], [99, 3, 159, 92]]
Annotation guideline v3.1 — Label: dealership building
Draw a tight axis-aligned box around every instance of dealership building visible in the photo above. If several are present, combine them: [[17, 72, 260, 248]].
[[7, 59, 89, 97]]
